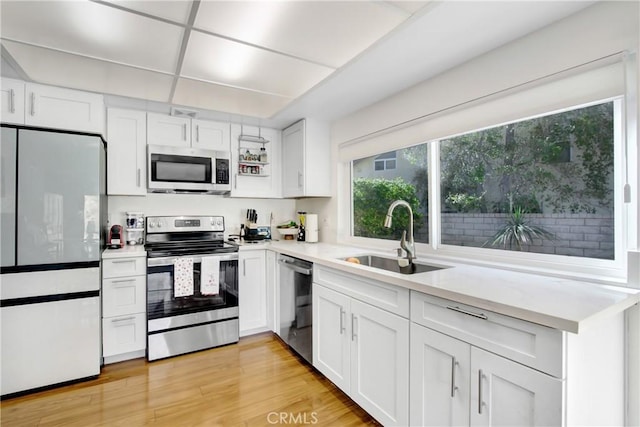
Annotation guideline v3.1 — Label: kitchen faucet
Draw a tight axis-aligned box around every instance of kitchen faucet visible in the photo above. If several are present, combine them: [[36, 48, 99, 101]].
[[384, 200, 416, 263]]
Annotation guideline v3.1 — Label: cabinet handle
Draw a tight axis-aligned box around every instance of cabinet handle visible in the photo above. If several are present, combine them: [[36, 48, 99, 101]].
[[111, 278, 136, 285], [351, 314, 357, 341], [243, 259, 246, 276], [450, 357, 458, 397], [30, 92, 35, 116], [297, 172, 303, 189], [446, 305, 488, 320], [339, 308, 345, 334], [111, 316, 135, 323], [196, 125, 200, 142], [110, 259, 134, 264], [9, 89, 15, 113], [183, 123, 187, 141], [137, 168, 141, 187], [478, 369, 484, 414]]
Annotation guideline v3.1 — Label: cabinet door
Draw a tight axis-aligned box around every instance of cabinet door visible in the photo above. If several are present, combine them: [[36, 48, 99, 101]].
[[25, 83, 104, 134], [266, 250, 277, 332], [102, 275, 146, 318], [313, 283, 350, 392], [107, 109, 147, 195], [1, 78, 25, 124], [470, 347, 563, 427], [282, 120, 305, 198], [102, 313, 146, 357], [239, 250, 267, 335], [192, 119, 230, 151], [410, 323, 471, 427], [350, 298, 409, 427], [147, 112, 190, 147]]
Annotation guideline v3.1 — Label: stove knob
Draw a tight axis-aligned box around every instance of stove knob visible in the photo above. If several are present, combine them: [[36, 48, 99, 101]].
[[148, 222, 155, 229], [216, 218, 223, 227]]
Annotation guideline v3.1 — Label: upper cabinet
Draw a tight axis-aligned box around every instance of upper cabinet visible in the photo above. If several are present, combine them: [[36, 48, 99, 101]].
[[1, 79, 104, 134], [147, 112, 230, 152], [282, 119, 331, 198], [192, 119, 230, 151], [230, 124, 281, 199], [146, 113, 191, 147], [1, 78, 25, 125], [107, 108, 147, 196], [25, 83, 105, 134]]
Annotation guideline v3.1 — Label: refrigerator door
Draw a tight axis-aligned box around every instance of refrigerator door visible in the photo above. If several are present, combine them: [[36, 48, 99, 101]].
[[17, 130, 102, 266], [1, 294, 100, 395], [1, 127, 16, 267]]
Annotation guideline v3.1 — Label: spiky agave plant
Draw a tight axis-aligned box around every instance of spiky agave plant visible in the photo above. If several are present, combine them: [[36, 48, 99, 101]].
[[485, 206, 554, 251]]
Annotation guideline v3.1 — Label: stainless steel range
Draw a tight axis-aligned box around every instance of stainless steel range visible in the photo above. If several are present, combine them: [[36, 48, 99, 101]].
[[144, 215, 239, 361]]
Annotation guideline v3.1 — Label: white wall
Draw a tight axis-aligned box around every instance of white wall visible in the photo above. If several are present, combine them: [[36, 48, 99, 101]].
[[305, 1, 639, 247], [108, 194, 296, 238]]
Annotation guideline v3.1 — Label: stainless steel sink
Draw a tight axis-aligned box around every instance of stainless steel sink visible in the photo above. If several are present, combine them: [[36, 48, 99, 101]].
[[344, 255, 446, 275]]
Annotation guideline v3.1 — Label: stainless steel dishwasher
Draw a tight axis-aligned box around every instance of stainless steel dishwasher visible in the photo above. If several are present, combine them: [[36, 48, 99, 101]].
[[277, 254, 313, 363]]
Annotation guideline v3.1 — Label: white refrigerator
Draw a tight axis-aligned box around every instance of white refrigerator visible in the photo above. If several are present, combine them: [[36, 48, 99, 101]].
[[0, 126, 106, 396]]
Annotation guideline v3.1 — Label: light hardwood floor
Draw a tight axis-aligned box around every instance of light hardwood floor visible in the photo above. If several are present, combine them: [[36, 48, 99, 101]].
[[0, 333, 380, 426]]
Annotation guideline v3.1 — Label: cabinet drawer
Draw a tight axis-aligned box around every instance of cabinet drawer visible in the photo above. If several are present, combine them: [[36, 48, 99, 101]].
[[102, 276, 146, 317], [102, 313, 146, 357], [314, 265, 409, 318], [102, 257, 146, 279], [411, 292, 563, 377]]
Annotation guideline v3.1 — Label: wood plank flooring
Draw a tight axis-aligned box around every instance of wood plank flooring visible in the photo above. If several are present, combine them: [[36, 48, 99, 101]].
[[1, 333, 380, 426]]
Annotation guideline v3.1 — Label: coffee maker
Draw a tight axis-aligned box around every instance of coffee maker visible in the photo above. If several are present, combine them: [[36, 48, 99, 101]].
[[107, 225, 125, 249], [125, 212, 145, 245]]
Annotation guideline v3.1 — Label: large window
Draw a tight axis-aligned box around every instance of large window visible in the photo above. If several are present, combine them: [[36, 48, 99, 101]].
[[351, 100, 617, 260]]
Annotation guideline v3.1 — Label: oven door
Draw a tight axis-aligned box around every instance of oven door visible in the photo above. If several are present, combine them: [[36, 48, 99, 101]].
[[146, 253, 238, 321]]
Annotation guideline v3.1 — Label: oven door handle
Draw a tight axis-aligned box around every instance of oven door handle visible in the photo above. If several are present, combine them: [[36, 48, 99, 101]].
[[148, 253, 239, 267]]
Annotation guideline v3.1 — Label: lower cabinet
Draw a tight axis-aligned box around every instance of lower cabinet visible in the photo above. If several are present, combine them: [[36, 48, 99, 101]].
[[239, 249, 268, 336], [313, 283, 409, 426], [102, 252, 147, 364], [410, 323, 562, 427]]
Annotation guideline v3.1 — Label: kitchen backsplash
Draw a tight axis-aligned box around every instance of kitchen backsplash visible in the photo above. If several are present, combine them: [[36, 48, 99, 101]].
[[108, 194, 296, 237]]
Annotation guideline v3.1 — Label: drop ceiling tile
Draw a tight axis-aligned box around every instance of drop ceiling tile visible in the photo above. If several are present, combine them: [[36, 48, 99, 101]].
[[194, 1, 413, 68], [2, 40, 174, 103], [181, 30, 334, 98], [0, 0, 183, 73], [173, 78, 291, 118], [99, 0, 193, 24]]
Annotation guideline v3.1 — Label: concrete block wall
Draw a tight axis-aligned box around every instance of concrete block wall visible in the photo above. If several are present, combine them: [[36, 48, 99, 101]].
[[414, 213, 614, 260]]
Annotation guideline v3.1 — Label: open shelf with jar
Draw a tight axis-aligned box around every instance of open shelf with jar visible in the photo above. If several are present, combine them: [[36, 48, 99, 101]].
[[238, 133, 270, 177]]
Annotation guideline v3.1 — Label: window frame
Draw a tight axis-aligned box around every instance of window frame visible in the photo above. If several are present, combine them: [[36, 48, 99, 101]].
[[342, 97, 630, 284]]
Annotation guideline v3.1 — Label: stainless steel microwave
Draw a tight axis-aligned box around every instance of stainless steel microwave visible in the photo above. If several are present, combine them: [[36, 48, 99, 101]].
[[147, 145, 230, 194]]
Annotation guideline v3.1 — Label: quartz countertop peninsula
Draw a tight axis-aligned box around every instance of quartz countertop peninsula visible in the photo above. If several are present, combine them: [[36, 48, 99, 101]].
[[267, 241, 639, 334]]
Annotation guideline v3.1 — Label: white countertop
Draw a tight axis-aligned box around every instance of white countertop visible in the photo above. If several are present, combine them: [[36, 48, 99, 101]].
[[267, 241, 639, 334], [101, 245, 146, 259]]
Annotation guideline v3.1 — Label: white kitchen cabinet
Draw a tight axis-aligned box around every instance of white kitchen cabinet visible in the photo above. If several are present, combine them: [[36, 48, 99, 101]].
[[239, 249, 268, 336], [147, 113, 231, 152], [266, 250, 277, 332], [1, 78, 25, 124], [231, 124, 281, 198], [313, 282, 409, 426], [282, 119, 331, 198], [107, 108, 147, 196], [24, 83, 105, 134], [410, 291, 625, 427], [147, 112, 191, 147], [410, 323, 562, 427], [192, 119, 230, 151], [102, 251, 147, 363]]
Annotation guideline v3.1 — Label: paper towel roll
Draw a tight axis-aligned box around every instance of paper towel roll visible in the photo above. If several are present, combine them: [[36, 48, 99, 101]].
[[305, 214, 319, 243]]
